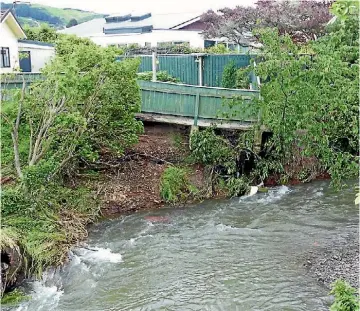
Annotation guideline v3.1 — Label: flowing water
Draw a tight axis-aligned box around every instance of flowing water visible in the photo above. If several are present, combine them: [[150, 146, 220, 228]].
[[9, 181, 358, 311]]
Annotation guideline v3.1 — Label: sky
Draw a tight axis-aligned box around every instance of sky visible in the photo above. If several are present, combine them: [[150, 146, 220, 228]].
[[5, 0, 256, 14]]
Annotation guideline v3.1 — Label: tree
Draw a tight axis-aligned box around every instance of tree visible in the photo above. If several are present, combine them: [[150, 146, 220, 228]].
[[201, 0, 333, 45], [248, 2, 359, 187], [66, 18, 78, 28], [1, 35, 141, 179], [23, 24, 58, 43]]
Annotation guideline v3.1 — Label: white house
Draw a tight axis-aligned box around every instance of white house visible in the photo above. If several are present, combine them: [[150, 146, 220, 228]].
[[59, 12, 212, 49], [0, 9, 55, 73]]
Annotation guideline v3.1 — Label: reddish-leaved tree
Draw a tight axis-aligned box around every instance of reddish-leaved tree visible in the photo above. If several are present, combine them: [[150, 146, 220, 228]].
[[201, 0, 333, 45]]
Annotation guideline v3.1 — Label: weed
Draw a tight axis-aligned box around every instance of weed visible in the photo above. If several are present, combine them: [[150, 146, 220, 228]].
[[160, 166, 197, 204]]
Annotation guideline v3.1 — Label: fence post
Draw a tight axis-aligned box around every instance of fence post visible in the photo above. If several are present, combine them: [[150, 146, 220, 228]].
[[198, 55, 203, 86], [194, 92, 200, 126], [152, 51, 157, 82]]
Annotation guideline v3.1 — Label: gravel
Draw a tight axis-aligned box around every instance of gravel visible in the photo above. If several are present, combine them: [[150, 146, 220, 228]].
[[305, 233, 359, 289]]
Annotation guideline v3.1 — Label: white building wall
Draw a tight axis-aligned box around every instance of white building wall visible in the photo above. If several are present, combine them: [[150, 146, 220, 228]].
[[18, 42, 55, 72], [88, 30, 205, 49], [0, 21, 20, 73]]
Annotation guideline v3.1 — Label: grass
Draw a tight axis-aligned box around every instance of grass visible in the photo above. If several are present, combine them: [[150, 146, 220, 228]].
[[0, 289, 29, 306], [160, 166, 198, 204], [31, 4, 104, 24]]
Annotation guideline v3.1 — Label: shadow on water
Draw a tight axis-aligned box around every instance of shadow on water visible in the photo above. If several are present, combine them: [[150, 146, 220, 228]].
[[9, 181, 359, 311]]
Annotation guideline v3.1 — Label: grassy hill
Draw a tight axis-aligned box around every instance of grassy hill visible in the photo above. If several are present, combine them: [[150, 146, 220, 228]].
[[0, 2, 105, 28]]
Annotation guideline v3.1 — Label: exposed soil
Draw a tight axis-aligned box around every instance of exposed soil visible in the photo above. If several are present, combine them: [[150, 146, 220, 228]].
[[304, 233, 359, 289], [92, 123, 206, 216]]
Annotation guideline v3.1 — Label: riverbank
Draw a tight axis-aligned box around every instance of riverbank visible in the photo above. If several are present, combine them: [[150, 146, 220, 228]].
[[4, 181, 358, 310], [0, 123, 353, 300], [89, 123, 207, 216], [305, 233, 359, 289]]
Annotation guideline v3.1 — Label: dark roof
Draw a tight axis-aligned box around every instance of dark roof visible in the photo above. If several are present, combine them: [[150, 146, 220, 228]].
[[59, 12, 203, 36], [18, 39, 54, 47], [0, 9, 10, 22]]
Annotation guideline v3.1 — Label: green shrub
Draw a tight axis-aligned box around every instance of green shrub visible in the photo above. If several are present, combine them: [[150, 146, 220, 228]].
[[206, 44, 230, 54], [236, 66, 251, 89], [137, 71, 180, 83], [189, 128, 235, 171], [222, 61, 238, 89], [330, 280, 359, 311], [160, 166, 197, 204], [225, 176, 249, 197]]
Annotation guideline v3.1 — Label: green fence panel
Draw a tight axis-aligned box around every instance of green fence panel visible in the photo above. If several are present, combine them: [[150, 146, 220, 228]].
[[2, 74, 260, 126], [138, 80, 259, 123], [203, 54, 252, 87], [157, 55, 199, 85], [118, 54, 257, 87]]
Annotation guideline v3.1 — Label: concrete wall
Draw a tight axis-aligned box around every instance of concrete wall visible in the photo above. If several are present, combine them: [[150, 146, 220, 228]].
[[89, 29, 205, 48], [18, 41, 55, 72], [0, 21, 20, 73]]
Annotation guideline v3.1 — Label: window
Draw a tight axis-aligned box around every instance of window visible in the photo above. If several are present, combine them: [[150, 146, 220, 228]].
[[145, 42, 151, 47], [1, 47, 10, 68]]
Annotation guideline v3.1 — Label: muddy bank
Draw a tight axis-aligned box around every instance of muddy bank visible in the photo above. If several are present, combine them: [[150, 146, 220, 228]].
[[305, 233, 359, 289], [92, 123, 205, 216]]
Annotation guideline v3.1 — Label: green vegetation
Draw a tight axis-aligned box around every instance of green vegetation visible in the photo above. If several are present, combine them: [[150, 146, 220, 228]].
[[0, 2, 103, 28], [330, 280, 359, 311], [0, 289, 29, 306], [206, 44, 231, 54], [66, 18, 78, 28], [217, 0, 359, 189], [222, 63, 251, 90], [23, 24, 58, 43], [221, 61, 237, 89], [1, 35, 142, 294], [137, 71, 181, 83], [235, 66, 251, 89], [189, 127, 258, 197], [160, 167, 197, 204]]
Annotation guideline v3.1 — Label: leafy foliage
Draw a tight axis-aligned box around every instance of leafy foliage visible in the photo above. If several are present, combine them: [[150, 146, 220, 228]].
[[330, 280, 359, 311], [160, 167, 197, 204], [137, 71, 181, 83], [206, 44, 231, 54], [222, 61, 237, 89], [190, 127, 235, 170], [189, 128, 256, 197], [201, 0, 333, 45], [23, 24, 58, 43], [252, 16, 359, 187], [0, 34, 143, 288], [236, 66, 251, 89]]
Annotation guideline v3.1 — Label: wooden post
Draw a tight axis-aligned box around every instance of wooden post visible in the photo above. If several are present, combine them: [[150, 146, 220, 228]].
[[152, 51, 157, 82], [194, 93, 200, 126]]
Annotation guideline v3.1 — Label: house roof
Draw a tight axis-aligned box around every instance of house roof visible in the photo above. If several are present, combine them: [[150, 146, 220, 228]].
[[0, 9, 9, 21], [18, 39, 55, 47], [58, 12, 203, 37], [1, 9, 26, 38]]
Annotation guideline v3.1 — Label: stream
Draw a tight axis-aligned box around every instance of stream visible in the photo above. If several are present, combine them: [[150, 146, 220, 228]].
[[10, 181, 358, 311]]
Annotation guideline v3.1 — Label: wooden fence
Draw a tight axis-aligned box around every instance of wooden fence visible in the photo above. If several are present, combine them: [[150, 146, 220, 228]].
[[1, 74, 260, 128]]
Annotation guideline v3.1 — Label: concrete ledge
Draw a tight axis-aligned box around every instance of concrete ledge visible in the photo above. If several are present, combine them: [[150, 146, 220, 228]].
[[135, 113, 255, 130]]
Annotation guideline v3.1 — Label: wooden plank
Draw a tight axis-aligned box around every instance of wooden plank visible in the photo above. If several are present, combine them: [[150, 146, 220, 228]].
[[136, 113, 255, 130]]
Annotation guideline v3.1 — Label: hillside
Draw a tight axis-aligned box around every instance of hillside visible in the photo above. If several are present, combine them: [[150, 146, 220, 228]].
[[0, 2, 105, 28]]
